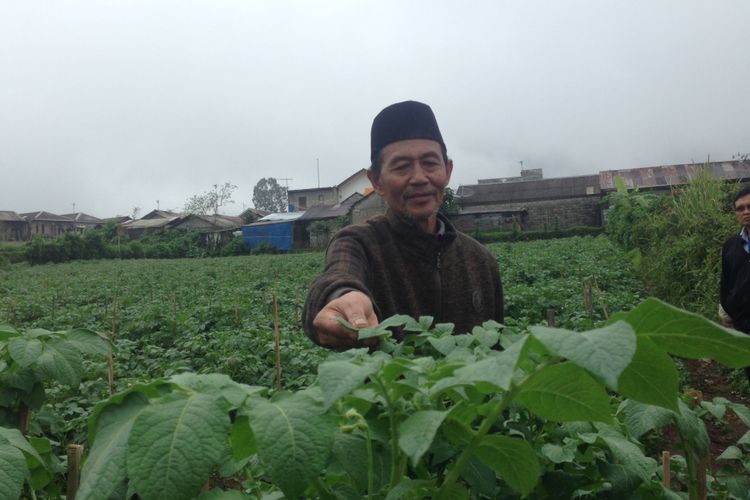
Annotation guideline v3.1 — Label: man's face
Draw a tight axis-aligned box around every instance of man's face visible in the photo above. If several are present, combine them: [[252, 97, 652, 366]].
[[735, 193, 750, 229], [368, 139, 453, 230]]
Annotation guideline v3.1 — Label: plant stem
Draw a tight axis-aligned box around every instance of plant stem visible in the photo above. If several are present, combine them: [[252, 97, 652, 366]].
[[312, 476, 336, 499], [375, 376, 401, 488], [365, 427, 375, 500], [437, 383, 521, 495], [242, 466, 262, 500]]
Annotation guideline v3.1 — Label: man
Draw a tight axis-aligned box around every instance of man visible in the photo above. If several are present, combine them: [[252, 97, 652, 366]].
[[720, 185, 750, 380], [303, 100, 504, 350]]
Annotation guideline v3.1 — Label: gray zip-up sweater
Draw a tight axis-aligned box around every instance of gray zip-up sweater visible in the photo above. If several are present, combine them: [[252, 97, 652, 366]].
[[303, 210, 504, 345]]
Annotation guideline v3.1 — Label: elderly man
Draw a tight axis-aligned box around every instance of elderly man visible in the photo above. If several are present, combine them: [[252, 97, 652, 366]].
[[303, 100, 504, 350], [720, 186, 750, 382]]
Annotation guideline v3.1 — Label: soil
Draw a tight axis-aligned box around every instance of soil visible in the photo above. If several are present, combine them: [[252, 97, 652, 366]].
[[660, 358, 750, 473]]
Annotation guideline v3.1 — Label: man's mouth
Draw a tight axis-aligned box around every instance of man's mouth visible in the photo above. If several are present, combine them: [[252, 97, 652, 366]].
[[406, 192, 435, 201]]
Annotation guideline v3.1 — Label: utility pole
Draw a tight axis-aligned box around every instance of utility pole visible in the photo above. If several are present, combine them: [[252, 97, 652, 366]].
[[71, 202, 76, 213], [157, 200, 160, 210], [316, 158, 320, 188]]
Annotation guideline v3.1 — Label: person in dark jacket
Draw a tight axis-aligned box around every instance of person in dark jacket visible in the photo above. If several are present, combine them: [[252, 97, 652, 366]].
[[719, 185, 750, 380], [303, 101, 504, 350]]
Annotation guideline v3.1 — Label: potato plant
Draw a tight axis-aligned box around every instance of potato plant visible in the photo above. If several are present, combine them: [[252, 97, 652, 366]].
[[53, 299, 750, 499]]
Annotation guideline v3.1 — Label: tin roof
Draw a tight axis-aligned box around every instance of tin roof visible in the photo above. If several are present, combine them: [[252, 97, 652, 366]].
[[457, 175, 600, 205], [20, 211, 74, 222], [61, 212, 103, 223], [599, 160, 750, 191], [0, 211, 25, 222], [298, 193, 364, 221]]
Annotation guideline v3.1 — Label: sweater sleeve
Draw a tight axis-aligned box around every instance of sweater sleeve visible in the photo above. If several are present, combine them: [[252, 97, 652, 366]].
[[302, 230, 380, 345]]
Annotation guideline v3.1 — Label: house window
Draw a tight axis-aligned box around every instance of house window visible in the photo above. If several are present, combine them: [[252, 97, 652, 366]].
[[299, 196, 307, 208]]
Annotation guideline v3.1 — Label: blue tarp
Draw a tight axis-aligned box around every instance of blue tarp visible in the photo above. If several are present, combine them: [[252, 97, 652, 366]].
[[242, 222, 294, 251]]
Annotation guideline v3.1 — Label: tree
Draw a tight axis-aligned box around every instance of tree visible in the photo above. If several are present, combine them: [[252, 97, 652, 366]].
[[440, 187, 459, 214], [252, 178, 287, 213], [184, 182, 238, 215], [131, 207, 141, 220]]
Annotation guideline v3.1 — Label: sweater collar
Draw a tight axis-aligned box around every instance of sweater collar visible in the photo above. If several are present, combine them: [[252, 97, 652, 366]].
[[385, 209, 457, 248]]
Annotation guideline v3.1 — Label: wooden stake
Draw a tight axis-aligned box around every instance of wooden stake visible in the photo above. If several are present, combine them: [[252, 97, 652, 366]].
[[662, 451, 671, 489], [546, 309, 556, 327], [66, 444, 84, 500], [18, 403, 31, 434], [233, 294, 240, 328], [106, 350, 115, 396], [697, 456, 708, 500], [172, 291, 177, 335], [273, 293, 282, 391], [51, 293, 56, 323], [9, 298, 16, 324]]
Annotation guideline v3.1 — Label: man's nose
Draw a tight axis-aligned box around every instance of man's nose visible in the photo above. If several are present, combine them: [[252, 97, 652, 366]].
[[410, 165, 429, 183]]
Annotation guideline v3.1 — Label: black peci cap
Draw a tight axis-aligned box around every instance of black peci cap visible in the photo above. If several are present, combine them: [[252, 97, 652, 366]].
[[370, 101, 445, 164]]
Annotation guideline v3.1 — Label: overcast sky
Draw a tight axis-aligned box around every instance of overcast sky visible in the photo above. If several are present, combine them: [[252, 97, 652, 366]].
[[1, 0, 749, 217]]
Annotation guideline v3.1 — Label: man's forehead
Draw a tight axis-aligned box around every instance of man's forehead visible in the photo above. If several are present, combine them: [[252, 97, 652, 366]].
[[736, 194, 750, 206], [380, 139, 443, 160]]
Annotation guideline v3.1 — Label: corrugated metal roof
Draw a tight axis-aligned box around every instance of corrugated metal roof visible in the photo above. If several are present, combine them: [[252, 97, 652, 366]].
[[298, 193, 364, 221], [20, 211, 74, 222], [123, 217, 180, 229], [258, 212, 305, 222], [457, 175, 600, 205], [599, 160, 750, 191], [61, 212, 103, 223], [0, 211, 25, 222]]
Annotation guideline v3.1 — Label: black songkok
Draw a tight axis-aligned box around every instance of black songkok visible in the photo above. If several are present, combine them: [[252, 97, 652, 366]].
[[370, 101, 445, 164]]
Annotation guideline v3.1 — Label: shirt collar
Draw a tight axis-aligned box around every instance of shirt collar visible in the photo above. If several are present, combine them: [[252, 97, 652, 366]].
[[741, 227, 749, 241]]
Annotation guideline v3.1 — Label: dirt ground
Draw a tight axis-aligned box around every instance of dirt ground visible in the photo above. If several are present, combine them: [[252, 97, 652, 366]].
[[662, 359, 750, 472]]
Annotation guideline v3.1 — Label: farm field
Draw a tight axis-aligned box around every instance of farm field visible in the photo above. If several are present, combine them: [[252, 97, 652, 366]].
[[1, 235, 749, 498]]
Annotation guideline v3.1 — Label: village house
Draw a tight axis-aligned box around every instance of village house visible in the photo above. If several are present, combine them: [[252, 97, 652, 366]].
[[0, 211, 29, 241], [20, 211, 76, 238], [287, 169, 371, 212], [62, 212, 104, 232]]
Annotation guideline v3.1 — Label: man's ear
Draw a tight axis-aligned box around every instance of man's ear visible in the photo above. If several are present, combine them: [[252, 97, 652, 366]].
[[445, 159, 454, 183], [367, 169, 384, 196]]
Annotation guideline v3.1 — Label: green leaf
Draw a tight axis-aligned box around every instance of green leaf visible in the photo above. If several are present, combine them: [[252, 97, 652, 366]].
[[620, 298, 750, 368], [200, 490, 252, 500], [318, 358, 383, 410], [540, 443, 576, 463], [399, 410, 448, 466], [530, 321, 636, 389], [385, 479, 434, 500], [169, 372, 262, 408], [77, 391, 150, 500], [7, 337, 43, 368], [64, 328, 110, 355], [474, 435, 540, 497], [601, 435, 657, 482], [229, 415, 256, 461], [516, 362, 613, 423], [0, 427, 45, 466], [428, 336, 457, 356], [619, 400, 674, 439], [332, 433, 370, 493], [36, 338, 83, 386], [717, 445, 743, 460], [727, 402, 750, 427], [674, 400, 709, 458], [0, 441, 27, 500], [127, 391, 231, 500], [617, 337, 679, 411], [454, 336, 527, 392], [247, 392, 335, 499]]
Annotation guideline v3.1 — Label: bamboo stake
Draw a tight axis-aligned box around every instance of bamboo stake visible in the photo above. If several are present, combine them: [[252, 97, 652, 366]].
[[662, 451, 671, 489], [233, 294, 240, 328], [546, 309, 556, 327], [273, 293, 282, 391], [9, 298, 16, 324], [66, 444, 84, 500], [592, 279, 609, 320]]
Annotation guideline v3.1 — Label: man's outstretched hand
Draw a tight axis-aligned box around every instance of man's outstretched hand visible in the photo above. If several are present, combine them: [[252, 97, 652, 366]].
[[313, 290, 380, 351]]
